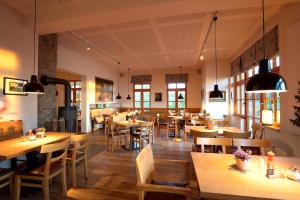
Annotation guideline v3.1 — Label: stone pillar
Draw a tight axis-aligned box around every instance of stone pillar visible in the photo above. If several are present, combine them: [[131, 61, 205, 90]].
[[38, 34, 57, 127]]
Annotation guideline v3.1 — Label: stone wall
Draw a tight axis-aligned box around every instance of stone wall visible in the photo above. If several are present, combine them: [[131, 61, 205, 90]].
[[38, 34, 57, 127]]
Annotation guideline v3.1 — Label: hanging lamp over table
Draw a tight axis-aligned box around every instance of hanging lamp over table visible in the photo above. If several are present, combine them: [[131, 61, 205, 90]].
[[245, 0, 287, 93]]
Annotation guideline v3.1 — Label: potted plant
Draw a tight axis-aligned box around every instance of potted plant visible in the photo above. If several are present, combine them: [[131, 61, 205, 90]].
[[234, 149, 252, 171], [35, 127, 46, 138]]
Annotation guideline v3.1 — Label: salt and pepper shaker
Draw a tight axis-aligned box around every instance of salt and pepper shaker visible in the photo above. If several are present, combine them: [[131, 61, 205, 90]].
[[266, 151, 275, 178]]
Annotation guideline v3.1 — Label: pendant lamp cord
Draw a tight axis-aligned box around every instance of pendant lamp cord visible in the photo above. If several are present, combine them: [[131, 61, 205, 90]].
[[33, 0, 37, 75], [262, 0, 266, 59], [117, 62, 120, 93], [214, 16, 218, 85], [127, 68, 130, 95]]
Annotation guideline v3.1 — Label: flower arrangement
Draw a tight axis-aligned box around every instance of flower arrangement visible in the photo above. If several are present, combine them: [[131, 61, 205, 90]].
[[234, 149, 252, 161]]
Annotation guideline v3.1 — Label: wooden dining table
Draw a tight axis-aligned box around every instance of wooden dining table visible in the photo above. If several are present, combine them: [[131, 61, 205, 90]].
[[188, 126, 242, 134], [0, 132, 73, 168], [191, 153, 300, 200]]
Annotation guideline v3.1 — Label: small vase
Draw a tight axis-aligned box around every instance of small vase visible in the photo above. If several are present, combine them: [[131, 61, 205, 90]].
[[235, 158, 250, 171]]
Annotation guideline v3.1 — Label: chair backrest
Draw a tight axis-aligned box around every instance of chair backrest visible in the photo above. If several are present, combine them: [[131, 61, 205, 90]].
[[138, 121, 153, 127], [104, 119, 116, 135], [232, 138, 272, 155], [0, 120, 23, 141], [223, 131, 251, 139], [136, 144, 154, 184], [40, 138, 70, 176], [190, 129, 218, 138], [252, 123, 265, 139], [70, 133, 89, 160], [196, 138, 232, 153]]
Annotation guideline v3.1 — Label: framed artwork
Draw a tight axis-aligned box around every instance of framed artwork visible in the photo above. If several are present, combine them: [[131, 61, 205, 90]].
[[155, 93, 162, 102], [3, 77, 28, 96], [209, 91, 226, 102], [95, 77, 113, 102]]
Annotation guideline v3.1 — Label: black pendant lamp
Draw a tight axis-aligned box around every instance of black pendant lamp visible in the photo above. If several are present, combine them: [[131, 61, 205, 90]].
[[209, 16, 223, 99], [116, 62, 122, 99], [178, 66, 184, 100], [246, 0, 287, 93], [126, 68, 131, 100], [23, 0, 44, 94]]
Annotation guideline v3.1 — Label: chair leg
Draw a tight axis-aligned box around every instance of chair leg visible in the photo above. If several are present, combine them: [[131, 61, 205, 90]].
[[84, 157, 88, 180], [9, 175, 14, 199], [72, 162, 77, 188], [186, 193, 191, 200], [139, 190, 144, 200], [42, 180, 50, 200], [14, 176, 20, 200], [61, 169, 67, 196]]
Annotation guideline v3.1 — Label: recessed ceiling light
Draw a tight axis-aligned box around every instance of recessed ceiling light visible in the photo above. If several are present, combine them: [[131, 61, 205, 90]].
[[200, 55, 204, 60], [86, 47, 91, 51]]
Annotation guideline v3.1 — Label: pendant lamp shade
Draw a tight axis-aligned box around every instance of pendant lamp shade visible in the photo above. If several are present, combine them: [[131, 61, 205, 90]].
[[178, 93, 184, 100], [208, 15, 223, 99], [116, 62, 122, 99], [23, 0, 44, 94], [23, 75, 45, 94], [126, 68, 131, 100], [246, 0, 287, 93], [246, 59, 287, 93], [209, 84, 223, 98]]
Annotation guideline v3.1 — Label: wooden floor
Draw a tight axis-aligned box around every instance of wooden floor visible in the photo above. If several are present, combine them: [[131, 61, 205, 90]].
[[1, 127, 200, 200]]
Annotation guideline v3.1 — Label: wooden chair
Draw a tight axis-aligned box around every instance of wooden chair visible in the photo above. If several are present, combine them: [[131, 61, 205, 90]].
[[196, 138, 233, 153], [233, 138, 272, 155], [67, 133, 89, 188], [166, 118, 177, 140], [157, 116, 168, 136], [15, 139, 70, 200], [136, 144, 191, 200], [223, 131, 251, 139], [252, 123, 265, 139], [0, 168, 14, 198], [190, 130, 218, 152], [105, 120, 128, 152], [132, 121, 154, 151]]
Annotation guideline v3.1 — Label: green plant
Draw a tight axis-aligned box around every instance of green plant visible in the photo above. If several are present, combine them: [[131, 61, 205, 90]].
[[290, 81, 300, 127]]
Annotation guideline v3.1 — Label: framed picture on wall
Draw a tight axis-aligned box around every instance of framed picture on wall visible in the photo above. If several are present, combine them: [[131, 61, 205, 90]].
[[208, 91, 226, 102], [155, 93, 162, 102], [3, 77, 28, 96], [95, 77, 113, 102]]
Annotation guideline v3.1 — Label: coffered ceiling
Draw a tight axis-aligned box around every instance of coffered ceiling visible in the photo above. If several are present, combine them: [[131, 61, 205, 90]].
[[1, 0, 300, 71]]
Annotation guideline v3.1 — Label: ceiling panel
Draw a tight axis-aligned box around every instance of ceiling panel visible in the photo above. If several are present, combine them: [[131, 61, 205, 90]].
[[106, 20, 150, 31], [137, 54, 168, 66], [160, 23, 202, 52], [168, 51, 197, 66], [156, 12, 206, 24], [114, 56, 142, 67], [85, 33, 130, 56], [115, 28, 162, 54]]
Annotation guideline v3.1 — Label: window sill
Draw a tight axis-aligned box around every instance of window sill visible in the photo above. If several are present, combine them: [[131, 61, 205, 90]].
[[265, 125, 280, 131]]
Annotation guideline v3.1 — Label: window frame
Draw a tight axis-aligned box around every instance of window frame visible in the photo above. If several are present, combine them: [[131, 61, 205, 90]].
[[133, 82, 151, 112], [167, 82, 187, 112]]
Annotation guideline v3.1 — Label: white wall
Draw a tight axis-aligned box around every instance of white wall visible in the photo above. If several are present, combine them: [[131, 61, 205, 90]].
[[118, 68, 202, 109], [201, 60, 230, 119], [57, 44, 118, 132], [0, 4, 38, 131], [231, 3, 300, 157], [0, 4, 39, 167]]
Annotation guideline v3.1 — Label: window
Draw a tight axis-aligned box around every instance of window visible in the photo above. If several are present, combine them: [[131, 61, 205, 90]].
[[133, 83, 151, 111], [230, 55, 281, 131], [167, 82, 187, 111], [69, 80, 81, 111]]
